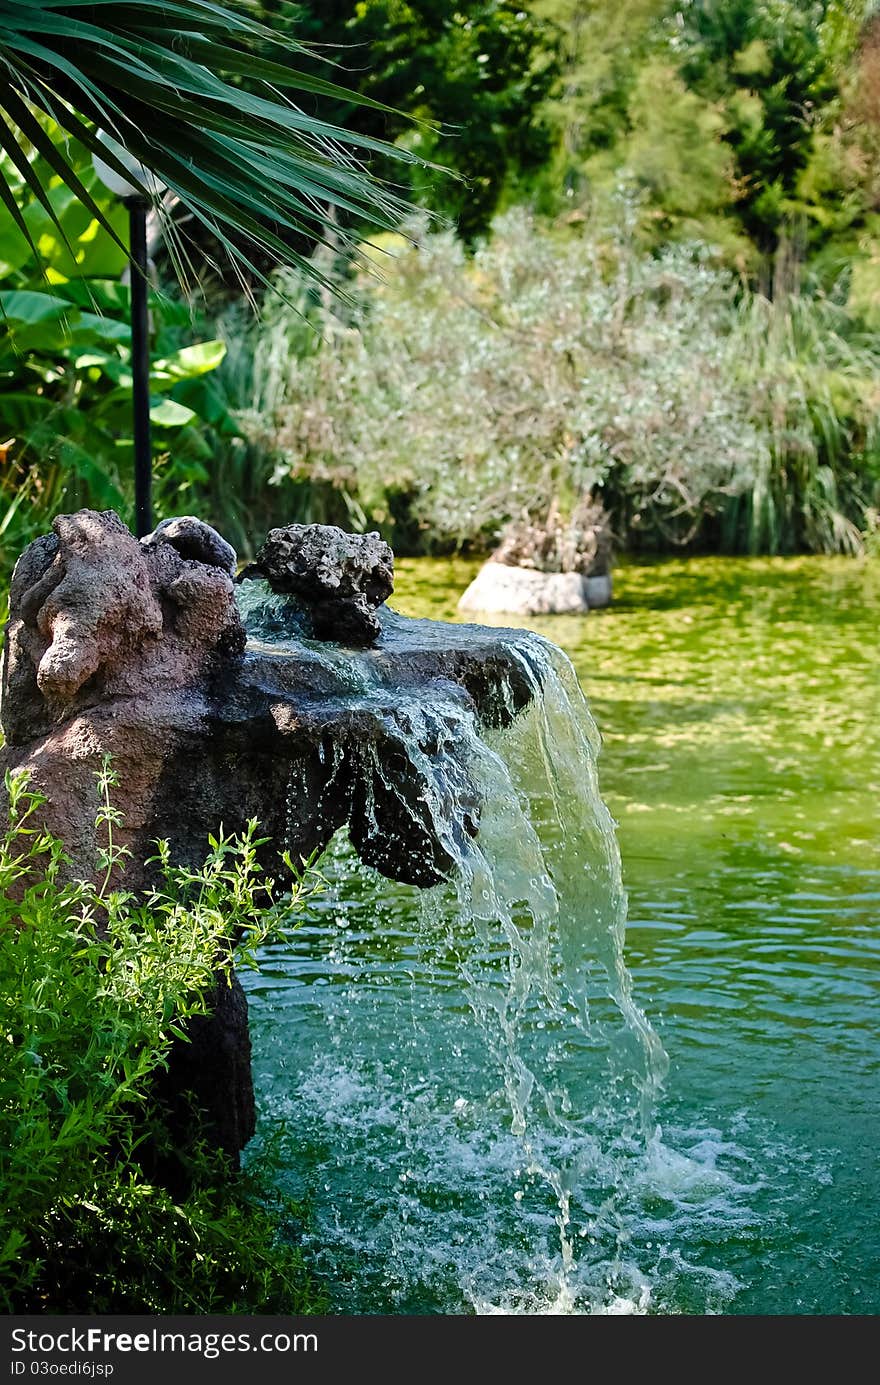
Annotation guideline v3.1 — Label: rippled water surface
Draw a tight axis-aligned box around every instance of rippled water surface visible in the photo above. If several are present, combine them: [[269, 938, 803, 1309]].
[[243, 557, 880, 1315]]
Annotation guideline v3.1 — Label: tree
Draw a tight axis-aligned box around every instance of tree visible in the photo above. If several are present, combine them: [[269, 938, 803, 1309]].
[[251, 1, 559, 241], [528, 0, 876, 280], [678, 0, 841, 256], [528, 0, 670, 205]]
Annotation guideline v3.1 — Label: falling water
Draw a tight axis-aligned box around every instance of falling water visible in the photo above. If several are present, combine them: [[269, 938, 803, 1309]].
[[239, 594, 749, 1314]]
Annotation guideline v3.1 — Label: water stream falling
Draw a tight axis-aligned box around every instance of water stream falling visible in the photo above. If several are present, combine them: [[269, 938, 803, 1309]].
[[239, 595, 749, 1313]]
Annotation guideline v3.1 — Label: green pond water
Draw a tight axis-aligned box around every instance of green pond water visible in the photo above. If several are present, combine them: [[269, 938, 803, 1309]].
[[243, 556, 880, 1315]]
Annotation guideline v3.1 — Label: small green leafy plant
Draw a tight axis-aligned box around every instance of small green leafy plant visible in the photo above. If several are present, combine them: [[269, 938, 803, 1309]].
[[0, 757, 324, 1312]]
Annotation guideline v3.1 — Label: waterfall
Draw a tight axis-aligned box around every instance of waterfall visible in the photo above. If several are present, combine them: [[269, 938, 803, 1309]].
[[239, 597, 735, 1314], [357, 629, 669, 1310]]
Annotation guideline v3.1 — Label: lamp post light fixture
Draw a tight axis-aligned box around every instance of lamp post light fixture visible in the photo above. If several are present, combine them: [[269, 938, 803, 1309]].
[[93, 135, 163, 538]]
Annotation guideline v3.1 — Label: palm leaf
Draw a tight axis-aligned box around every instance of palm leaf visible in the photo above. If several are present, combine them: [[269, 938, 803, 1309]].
[[0, 0, 426, 291]]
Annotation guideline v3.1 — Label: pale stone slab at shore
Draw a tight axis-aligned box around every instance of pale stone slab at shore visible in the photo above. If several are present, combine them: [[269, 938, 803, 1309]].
[[458, 563, 612, 616]]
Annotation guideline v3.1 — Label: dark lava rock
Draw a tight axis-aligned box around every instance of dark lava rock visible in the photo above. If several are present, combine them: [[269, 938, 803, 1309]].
[[251, 524, 394, 647], [143, 515, 237, 575]]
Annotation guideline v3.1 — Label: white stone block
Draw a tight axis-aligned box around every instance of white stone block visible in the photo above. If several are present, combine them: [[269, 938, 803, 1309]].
[[457, 563, 590, 616]]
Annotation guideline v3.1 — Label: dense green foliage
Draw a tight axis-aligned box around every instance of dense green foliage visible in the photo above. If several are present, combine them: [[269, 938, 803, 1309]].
[[533, 1, 880, 279], [0, 121, 245, 563], [221, 210, 878, 555], [3, 0, 880, 571], [677, 0, 851, 259], [248, 1, 557, 242], [0, 760, 323, 1312]]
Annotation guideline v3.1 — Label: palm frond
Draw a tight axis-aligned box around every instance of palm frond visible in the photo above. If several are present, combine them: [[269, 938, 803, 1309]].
[[0, 0, 425, 292]]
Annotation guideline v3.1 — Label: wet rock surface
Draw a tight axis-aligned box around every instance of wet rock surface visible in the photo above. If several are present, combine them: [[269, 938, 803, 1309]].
[[0, 511, 542, 1163]]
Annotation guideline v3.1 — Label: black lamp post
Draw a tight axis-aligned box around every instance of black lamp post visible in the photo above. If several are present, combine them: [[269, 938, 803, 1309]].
[[125, 194, 153, 538], [93, 138, 162, 538]]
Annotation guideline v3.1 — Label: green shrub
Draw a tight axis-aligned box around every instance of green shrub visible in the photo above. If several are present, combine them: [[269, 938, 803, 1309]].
[[0, 758, 323, 1312], [252, 207, 880, 555], [255, 210, 761, 551], [723, 285, 880, 553]]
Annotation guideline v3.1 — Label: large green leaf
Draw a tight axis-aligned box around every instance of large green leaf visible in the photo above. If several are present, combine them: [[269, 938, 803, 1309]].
[[72, 311, 129, 342], [0, 218, 33, 276], [57, 436, 125, 507], [52, 277, 130, 314], [0, 391, 56, 432], [171, 377, 240, 435], [149, 397, 195, 427], [152, 340, 226, 382], [0, 287, 79, 353], [0, 287, 72, 324], [0, 289, 131, 356]]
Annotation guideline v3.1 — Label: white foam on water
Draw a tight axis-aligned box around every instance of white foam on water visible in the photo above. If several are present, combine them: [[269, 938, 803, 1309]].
[[258, 1048, 761, 1314]]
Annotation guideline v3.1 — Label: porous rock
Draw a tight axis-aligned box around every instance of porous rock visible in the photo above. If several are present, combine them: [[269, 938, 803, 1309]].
[[143, 515, 237, 576], [249, 523, 394, 646], [1, 509, 245, 747]]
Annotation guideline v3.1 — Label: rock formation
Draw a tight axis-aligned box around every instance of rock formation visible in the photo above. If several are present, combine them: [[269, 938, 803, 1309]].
[[0, 510, 542, 1166], [244, 523, 394, 646]]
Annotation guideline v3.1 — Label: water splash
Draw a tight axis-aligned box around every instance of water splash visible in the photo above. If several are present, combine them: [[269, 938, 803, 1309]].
[[241, 608, 742, 1313], [379, 634, 670, 1283]]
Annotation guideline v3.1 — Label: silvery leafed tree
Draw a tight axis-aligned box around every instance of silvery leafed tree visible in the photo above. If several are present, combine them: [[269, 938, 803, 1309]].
[[0, 0, 415, 290]]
